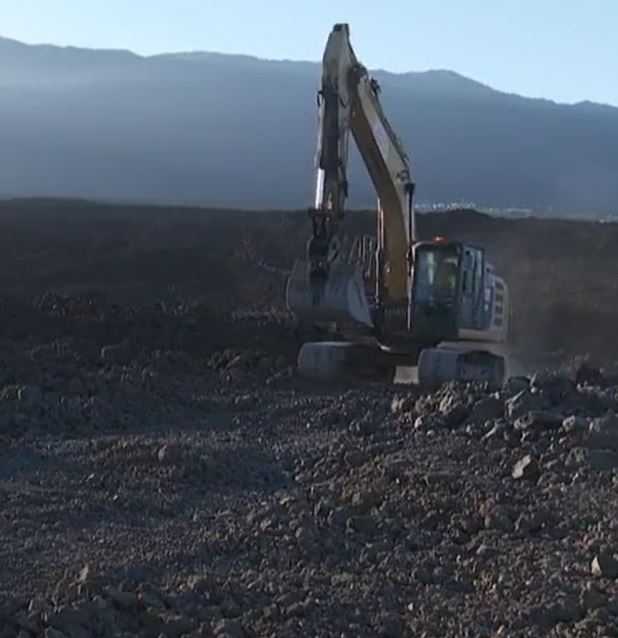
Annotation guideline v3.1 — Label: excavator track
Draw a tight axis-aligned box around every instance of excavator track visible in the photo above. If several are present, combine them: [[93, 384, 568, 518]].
[[417, 347, 506, 391]]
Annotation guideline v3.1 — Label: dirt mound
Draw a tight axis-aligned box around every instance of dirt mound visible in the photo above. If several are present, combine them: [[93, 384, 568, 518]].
[[0, 287, 616, 635], [1, 199, 618, 363]]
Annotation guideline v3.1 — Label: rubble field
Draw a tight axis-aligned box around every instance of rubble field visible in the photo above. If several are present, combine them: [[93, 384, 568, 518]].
[[1, 200, 618, 637]]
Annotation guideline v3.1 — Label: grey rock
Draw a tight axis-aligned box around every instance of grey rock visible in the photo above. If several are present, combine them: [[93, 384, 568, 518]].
[[139, 590, 166, 610], [379, 613, 404, 637], [531, 372, 576, 404], [585, 414, 618, 451], [576, 365, 606, 387], [47, 608, 91, 631], [439, 394, 469, 427], [585, 449, 618, 471], [159, 616, 195, 637], [503, 376, 530, 396], [414, 414, 446, 431], [512, 454, 540, 480], [27, 597, 51, 614], [562, 415, 588, 433], [390, 396, 415, 414], [100, 343, 133, 365], [513, 410, 562, 432], [346, 515, 377, 535], [484, 506, 514, 533], [481, 420, 507, 442], [213, 619, 245, 638], [343, 449, 370, 468], [515, 509, 549, 533], [591, 550, 618, 578], [107, 589, 136, 610], [580, 583, 608, 611], [505, 389, 545, 421], [18, 385, 43, 406], [468, 396, 503, 423], [157, 444, 183, 465]]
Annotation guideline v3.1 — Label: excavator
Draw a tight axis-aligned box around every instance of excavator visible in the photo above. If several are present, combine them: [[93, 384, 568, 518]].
[[286, 24, 509, 389]]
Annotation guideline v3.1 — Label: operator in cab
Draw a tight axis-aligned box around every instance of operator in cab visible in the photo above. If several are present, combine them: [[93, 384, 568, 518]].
[[434, 258, 458, 296]]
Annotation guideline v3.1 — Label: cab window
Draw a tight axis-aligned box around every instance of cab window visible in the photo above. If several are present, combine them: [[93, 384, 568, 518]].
[[415, 247, 459, 304]]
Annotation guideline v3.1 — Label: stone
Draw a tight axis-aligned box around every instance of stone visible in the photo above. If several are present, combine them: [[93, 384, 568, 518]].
[[390, 396, 415, 414], [505, 389, 545, 421], [157, 444, 182, 465], [515, 510, 549, 533], [47, 608, 91, 631], [107, 589, 136, 610], [460, 514, 483, 535], [513, 411, 562, 432], [187, 574, 215, 595], [139, 590, 166, 610], [213, 619, 245, 638], [468, 396, 503, 423], [512, 455, 540, 480], [100, 343, 133, 365], [439, 394, 469, 427], [346, 515, 377, 535], [379, 613, 405, 637], [159, 616, 195, 637], [344, 449, 370, 468], [531, 372, 576, 404], [27, 597, 51, 614], [565, 448, 589, 470], [562, 415, 588, 433], [17, 385, 43, 406], [586, 449, 618, 471], [414, 414, 446, 432], [483, 507, 514, 533], [580, 583, 608, 611], [585, 415, 618, 451], [591, 550, 618, 578], [481, 421, 507, 442], [503, 376, 530, 396], [576, 365, 606, 387], [77, 564, 91, 585]]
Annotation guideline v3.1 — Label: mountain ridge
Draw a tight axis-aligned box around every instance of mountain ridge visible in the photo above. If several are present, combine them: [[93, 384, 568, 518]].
[[0, 36, 617, 214], [3, 35, 614, 109]]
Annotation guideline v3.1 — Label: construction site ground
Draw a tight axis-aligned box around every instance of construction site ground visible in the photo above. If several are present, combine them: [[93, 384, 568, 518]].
[[1, 199, 618, 637]]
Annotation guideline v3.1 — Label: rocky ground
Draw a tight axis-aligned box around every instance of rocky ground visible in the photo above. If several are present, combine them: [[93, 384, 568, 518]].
[[0, 292, 618, 637], [1, 200, 618, 636]]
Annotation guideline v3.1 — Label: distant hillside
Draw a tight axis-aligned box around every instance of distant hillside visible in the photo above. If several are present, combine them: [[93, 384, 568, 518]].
[[1, 36, 617, 214]]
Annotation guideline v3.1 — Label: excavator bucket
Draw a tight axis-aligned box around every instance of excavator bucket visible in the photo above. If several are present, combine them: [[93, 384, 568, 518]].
[[286, 259, 373, 327]]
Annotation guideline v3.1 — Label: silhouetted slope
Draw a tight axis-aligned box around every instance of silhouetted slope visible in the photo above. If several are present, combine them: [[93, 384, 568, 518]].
[[1, 37, 617, 213]]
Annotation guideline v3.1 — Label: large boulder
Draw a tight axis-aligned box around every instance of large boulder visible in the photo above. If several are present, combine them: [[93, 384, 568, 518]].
[[505, 390, 546, 421], [584, 415, 618, 451]]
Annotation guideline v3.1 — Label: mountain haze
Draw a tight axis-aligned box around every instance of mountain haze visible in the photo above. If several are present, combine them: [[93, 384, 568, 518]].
[[1, 36, 617, 214]]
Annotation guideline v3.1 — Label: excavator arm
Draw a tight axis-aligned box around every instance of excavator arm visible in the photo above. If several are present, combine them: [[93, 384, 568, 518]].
[[315, 24, 415, 299], [288, 23, 415, 329]]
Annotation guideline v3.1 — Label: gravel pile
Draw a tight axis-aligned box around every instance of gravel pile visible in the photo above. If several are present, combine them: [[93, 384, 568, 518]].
[[1, 296, 618, 636]]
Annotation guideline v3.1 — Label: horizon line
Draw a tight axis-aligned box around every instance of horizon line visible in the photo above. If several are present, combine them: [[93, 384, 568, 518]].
[[1, 33, 616, 109]]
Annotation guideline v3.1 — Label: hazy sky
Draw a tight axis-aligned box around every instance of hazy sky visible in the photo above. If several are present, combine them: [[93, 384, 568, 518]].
[[3, 0, 617, 106]]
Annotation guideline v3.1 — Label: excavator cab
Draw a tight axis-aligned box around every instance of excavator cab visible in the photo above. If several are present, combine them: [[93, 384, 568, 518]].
[[409, 240, 487, 341]]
